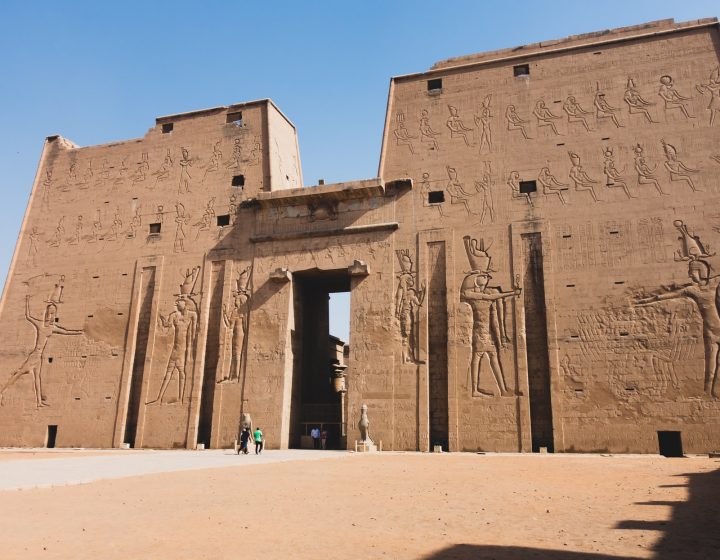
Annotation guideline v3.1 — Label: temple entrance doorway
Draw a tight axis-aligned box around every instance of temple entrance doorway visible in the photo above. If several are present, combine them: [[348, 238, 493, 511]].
[[289, 269, 350, 450]]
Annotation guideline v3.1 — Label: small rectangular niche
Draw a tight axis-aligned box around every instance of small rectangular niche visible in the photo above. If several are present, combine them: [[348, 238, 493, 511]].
[[562, 234, 572, 239], [48, 357, 53, 363], [149, 223, 161, 234], [231, 175, 245, 187], [161, 123, 173, 134], [614, 281, 625, 285], [226, 111, 243, 126], [566, 284, 576, 288], [609, 230, 620, 235], [519, 180, 537, 194], [513, 64, 530, 77], [428, 191, 445, 204], [216, 214, 231, 227], [427, 78, 443, 93]]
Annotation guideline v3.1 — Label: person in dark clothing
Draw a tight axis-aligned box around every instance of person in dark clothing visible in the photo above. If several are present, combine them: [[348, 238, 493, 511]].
[[238, 427, 251, 455]]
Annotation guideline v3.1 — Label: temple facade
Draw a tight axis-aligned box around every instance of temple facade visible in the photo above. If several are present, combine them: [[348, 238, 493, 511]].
[[1, 18, 719, 453]]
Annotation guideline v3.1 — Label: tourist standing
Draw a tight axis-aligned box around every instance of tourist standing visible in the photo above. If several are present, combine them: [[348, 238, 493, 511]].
[[321, 428, 328, 450], [310, 426, 321, 449], [238, 427, 251, 455], [254, 426, 263, 454]]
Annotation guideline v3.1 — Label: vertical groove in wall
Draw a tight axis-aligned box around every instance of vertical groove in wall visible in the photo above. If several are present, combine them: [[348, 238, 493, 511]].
[[124, 266, 156, 447], [428, 241, 449, 449], [197, 261, 225, 447], [521, 233, 554, 452]]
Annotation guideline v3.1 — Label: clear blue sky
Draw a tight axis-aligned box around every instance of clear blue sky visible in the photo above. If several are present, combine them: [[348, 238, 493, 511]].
[[1, 1, 717, 341]]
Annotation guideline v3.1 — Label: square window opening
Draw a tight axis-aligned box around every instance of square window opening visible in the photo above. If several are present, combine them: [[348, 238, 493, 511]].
[[161, 123, 173, 134], [226, 111, 243, 126], [428, 191, 445, 204], [519, 180, 537, 194], [513, 64, 530, 77], [216, 214, 231, 227], [427, 78, 443, 92], [149, 223, 162, 234], [231, 175, 245, 187]]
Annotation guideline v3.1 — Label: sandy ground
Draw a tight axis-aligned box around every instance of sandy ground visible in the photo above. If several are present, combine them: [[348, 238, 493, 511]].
[[0, 449, 129, 462], [1, 452, 717, 560]]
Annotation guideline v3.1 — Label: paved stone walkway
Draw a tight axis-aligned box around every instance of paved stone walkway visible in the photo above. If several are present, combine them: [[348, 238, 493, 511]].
[[0, 449, 349, 491]]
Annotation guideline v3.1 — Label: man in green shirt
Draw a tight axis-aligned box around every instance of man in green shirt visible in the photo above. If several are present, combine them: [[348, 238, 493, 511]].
[[253, 427, 263, 454]]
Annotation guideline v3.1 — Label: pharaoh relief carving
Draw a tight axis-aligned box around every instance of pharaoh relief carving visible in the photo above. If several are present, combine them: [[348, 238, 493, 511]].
[[473, 162, 495, 225], [505, 104, 531, 139], [48, 217, 65, 248], [41, 170, 52, 208], [194, 198, 216, 239], [624, 78, 657, 123], [217, 266, 252, 384], [446, 165, 475, 215], [174, 203, 190, 253], [661, 139, 699, 192], [27, 227, 40, 266], [395, 250, 425, 365], [533, 99, 562, 136], [152, 149, 173, 189], [178, 147, 193, 194], [602, 147, 634, 199], [0, 278, 84, 407], [633, 144, 666, 195], [147, 267, 201, 405], [507, 171, 532, 206], [696, 66, 720, 126], [563, 95, 593, 132], [419, 109, 441, 150], [132, 152, 149, 186], [202, 141, 223, 183], [420, 172, 444, 216], [70, 215, 84, 245], [127, 205, 142, 239], [446, 105, 472, 147], [473, 95, 492, 153], [538, 166, 569, 205], [225, 138, 242, 169], [594, 84, 623, 128], [658, 75, 694, 120], [393, 112, 417, 154], [635, 220, 719, 397], [568, 151, 600, 202], [460, 236, 520, 397]]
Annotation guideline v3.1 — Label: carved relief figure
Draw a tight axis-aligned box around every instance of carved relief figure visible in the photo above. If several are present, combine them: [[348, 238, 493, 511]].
[[247, 138, 261, 166], [533, 99, 562, 135], [507, 171, 532, 206], [538, 166, 569, 205], [563, 95, 593, 131], [132, 152, 149, 186], [460, 236, 520, 397], [48, 217, 65, 248], [217, 266, 252, 384], [27, 227, 40, 265], [147, 268, 200, 405], [634, 144, 666, 195], [128, 205, 142, 239], [602, 147, 634, 198], [107, 209, 122, 241], [446, 165, 475, 215], [446, 105, 472, 146], [420, 172, 444, 215], [152, 149, 173, 188], [505, 104, 531, 139], [41, 170, 52, 207], [0, 293, 83, 407], [594, 85, 623, 128], [225, 138, 242, 169], [661, 139, 699, 192], [658, 75, 694, 119], [624, 78, 657, 123], [89, 210, 102, 243], [393, 112, 416, 154], [194, 197, 216, 239], [568, 151, 600, 202], [636, 222, 720, 397], [178, 147, 193, 193], [473, 162, 495, 224], [395, 250, 425, 364], [696, 66, 720, 126], [156, 205, 165, 224], [70, 215, 83, 245], [203, 141, 223, 183], [474, 95, 492, 152], [174, 202, 189, 253]]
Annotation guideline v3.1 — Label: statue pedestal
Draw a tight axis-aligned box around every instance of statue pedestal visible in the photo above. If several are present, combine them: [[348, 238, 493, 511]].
[[355, 440, 377, 453]]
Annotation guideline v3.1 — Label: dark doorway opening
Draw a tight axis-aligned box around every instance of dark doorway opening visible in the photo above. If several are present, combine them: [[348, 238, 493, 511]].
[[46, 425, 58, 448], [289, 269, 350, 450], [522, 233, 555, 452], [428, 241, 449, 451], [658, 431, 683, 457]]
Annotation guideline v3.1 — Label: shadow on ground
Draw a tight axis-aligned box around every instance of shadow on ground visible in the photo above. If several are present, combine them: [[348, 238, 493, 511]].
[[420, 463, 720, 560]]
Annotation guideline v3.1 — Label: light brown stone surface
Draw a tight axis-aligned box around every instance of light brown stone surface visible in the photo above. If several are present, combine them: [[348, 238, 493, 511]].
[[1, 18, 720, 453], [0, 453, 717, 559]]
